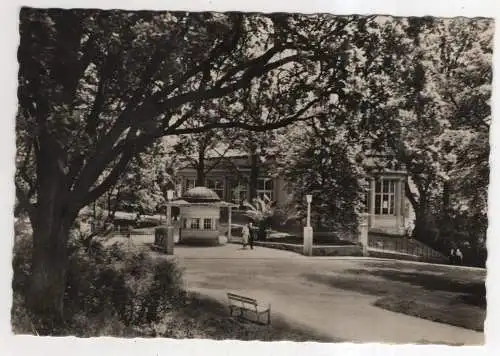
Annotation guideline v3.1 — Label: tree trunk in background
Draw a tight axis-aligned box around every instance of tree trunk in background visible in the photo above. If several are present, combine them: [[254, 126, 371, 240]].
[[440, 180, 452, 239], [196, 149, 206, 186], [107, 190, 113, 218], [413, 206, 427, 241], [442, 181, 451, 211], [110, 189, 120, 219], [249, 153, 260, 201]]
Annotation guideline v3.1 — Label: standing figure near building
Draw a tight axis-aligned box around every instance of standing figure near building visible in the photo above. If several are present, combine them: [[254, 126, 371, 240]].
[[455, 248, 463, 265], [242, 223, 250, 249], [248, 221, 255, 250]]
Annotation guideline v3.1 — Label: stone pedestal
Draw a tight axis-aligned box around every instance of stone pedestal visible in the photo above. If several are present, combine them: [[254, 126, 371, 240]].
[[165, 226, 174, 255], [359, 213, 369, 256], [303, 226, 313, 256], [153, 225, 175, 255]]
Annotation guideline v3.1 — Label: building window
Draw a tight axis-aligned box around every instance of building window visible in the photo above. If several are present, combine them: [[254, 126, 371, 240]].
[[206, 178, 224, 199], [190, 218, 200, 229], [232, 181, 248, 204], [374, 178, 397, 215], [257, 178, 274, 201], [203, 218, 213, 230]]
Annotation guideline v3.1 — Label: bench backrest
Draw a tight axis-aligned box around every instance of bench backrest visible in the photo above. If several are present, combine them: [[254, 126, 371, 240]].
[[227, 293, 257, 306]]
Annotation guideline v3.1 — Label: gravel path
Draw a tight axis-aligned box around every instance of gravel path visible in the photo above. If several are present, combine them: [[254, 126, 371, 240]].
[[130, 235, 484, 344]]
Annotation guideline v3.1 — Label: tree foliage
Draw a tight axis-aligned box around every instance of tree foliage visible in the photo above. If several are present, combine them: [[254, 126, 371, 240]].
[[18, 9, 401, 322], [354, 16, 493, 251], [96, 140, 169, 216], [277, 121, 367, 233], [16, 8, 493, 325]]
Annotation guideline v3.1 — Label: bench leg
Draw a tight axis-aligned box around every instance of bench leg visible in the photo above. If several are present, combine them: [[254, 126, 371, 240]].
[[267, 311, 270, 325]]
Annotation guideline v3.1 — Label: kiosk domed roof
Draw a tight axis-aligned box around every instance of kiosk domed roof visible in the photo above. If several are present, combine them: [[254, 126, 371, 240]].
[[182, 186, 221, 203]]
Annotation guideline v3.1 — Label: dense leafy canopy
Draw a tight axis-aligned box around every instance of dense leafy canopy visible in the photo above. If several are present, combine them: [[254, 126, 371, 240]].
[[15, 8, 492, 324]]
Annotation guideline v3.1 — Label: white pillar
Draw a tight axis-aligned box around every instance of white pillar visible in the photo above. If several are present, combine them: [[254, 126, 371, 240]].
[[359, 213, 369, 256], [303, 227, 313, 256], [228, 206, 232, 242], [165, 190, 175, 254], [306, 201, 311, 227], [304, 195, 313, 256], [369, 178, 376, 227]]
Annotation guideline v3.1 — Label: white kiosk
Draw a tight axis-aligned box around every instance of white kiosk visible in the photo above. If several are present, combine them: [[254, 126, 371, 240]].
[[170, 186, 238, 245]]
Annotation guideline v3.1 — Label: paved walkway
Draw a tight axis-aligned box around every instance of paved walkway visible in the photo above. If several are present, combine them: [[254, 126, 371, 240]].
[[130, 236, 484, 344]]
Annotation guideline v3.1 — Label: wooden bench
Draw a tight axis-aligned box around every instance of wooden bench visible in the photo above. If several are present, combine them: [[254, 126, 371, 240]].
[[227, 292, 271, 325]]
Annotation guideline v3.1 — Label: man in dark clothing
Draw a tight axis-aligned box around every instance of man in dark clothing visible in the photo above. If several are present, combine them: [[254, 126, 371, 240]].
[[449, 248, 456, 265], [248, 221, 255, 250]]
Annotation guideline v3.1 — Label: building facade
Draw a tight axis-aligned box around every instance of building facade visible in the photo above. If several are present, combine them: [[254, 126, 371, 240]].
[[176, 152, 412, 236]]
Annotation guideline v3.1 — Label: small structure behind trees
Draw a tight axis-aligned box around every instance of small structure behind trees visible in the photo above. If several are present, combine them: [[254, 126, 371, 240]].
[[169, 187, 238, 245]]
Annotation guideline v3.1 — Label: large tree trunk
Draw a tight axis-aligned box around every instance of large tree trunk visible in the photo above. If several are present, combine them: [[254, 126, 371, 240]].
[[29, 212, 72, 332], [26, 136, 78, 333]]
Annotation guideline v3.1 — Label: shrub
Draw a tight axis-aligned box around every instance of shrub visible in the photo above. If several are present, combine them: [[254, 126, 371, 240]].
[[11, 233, 32, 297], [12, 230, 186, 336]]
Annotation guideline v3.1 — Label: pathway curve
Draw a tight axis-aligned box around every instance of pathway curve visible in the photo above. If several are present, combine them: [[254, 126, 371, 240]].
[[131, 236, 484, 344]]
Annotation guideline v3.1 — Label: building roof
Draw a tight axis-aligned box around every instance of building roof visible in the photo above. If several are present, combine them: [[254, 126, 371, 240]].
[[169, 199, 238, 208], [205, 147, 248, 159], [182, 186, 222, 202], [171, 186, 238, 208]]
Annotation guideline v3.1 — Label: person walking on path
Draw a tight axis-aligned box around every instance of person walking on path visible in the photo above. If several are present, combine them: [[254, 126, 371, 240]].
[[449, 247, 456, 265], [242, 223, 250, 249], [248, 221, 255, 250], [455, 248, 464, 265]]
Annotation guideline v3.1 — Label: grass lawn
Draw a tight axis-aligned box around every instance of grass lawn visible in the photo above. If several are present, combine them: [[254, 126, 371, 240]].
[[304, 261, 485, 332], [149, 292, 334, 341]]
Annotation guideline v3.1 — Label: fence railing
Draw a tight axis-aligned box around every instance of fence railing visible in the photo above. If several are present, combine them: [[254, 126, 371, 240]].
[[368, 235, 445, 262], [112, 226, 154, 236]]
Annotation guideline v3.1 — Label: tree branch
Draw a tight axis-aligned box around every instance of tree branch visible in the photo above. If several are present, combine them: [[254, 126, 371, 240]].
[[147, 16, 244, 106], [205, 144, 234, 174], [80, 150, 134, 208], [72, 126, 139, 203], [405, 180, 419, 212]]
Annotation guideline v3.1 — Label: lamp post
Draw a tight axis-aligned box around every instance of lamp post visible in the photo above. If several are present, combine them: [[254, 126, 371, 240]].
[[165, 189, 175, 255], [303, 194, 313, 256], [306, 194, 312, 227], [359, 213, 369, 256], [166, 189, 174, 225]]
